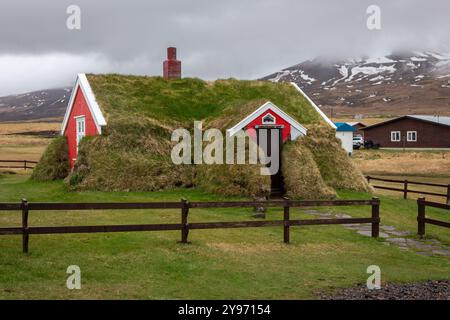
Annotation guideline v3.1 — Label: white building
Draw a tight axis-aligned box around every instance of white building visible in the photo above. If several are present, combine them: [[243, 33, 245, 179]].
[[334, 122, 355, 155]]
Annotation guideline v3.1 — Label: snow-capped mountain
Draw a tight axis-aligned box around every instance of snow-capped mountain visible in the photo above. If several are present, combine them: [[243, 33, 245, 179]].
[[0, 88, 71, 122], [262, 51, 450, 117]]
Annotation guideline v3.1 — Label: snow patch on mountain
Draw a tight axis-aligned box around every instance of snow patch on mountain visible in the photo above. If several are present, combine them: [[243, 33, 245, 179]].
[[260, 50, 450, 116], [346, 65, 396, 82], [365, 57, 397, 64]]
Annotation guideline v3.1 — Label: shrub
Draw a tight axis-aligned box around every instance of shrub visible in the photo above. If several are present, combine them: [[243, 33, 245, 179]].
[[31, 136, 70, 181], [303, 126, 371, 192], [282, 140, 336, 199]]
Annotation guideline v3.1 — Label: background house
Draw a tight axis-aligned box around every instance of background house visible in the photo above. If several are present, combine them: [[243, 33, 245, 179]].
[[362, 115, 450, 149], [347, 122, 366, 137]]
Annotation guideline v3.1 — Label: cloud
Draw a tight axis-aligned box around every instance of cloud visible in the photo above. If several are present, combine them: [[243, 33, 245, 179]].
[[0, 0, 449, 95]]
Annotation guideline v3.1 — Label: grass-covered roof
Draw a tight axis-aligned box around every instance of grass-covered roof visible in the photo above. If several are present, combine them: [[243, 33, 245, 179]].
[[86, 74, 324, 127]]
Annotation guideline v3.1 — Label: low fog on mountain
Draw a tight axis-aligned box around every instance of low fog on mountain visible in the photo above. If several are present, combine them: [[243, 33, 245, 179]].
[[0, 0, 449, 96]]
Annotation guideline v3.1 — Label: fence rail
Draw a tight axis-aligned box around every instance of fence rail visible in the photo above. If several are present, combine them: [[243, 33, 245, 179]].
[[417, 198, 450, 238], [366, 175, 450, 204], [0, 197, 381, 253], [0, 160, 38, 170]]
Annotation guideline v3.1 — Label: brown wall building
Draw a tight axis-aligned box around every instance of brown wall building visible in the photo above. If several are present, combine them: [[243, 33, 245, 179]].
[[362, 115, 450, 149], [348, 122, 367, 137]]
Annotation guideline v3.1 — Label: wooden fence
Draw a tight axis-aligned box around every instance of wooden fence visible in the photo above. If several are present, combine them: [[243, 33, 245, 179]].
[[0, 160, 38, 170], [0, 197, 380, 253], [417, 198, 450, 238], [366, 175, 450, 204]]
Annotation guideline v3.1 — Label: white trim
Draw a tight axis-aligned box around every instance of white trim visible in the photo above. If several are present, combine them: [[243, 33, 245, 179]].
[[226, 101, 307, 139], [61, 73, 107, 135], [390, 131, 401, 142], [407, 131, 417, 142], [290, 82, 337, 129]]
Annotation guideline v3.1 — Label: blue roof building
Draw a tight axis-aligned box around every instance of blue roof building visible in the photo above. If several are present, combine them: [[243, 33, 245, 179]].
[[334, 122, 356, 132], [333, 122, 355, 155]]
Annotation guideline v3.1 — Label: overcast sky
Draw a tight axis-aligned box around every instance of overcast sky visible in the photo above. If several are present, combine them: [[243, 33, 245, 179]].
[[0, 0, 449, 96]]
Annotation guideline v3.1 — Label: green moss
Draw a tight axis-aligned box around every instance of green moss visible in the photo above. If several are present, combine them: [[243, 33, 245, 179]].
[[31, 136, 70, 181]]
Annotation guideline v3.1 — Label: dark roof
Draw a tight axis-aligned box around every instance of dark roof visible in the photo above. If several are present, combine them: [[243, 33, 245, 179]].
[[361, 115, 450, 130], [347, 122, 367, 127]]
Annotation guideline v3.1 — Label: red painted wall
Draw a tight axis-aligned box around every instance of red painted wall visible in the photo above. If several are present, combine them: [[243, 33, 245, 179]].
[[64, 86, 100, 168], [245, 108, 292, 142]]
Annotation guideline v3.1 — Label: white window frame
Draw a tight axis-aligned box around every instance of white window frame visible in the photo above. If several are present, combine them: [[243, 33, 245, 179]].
[[390, 131, 401, 142], [407, 131, 417, 142], [262, 113, 276, 125], [75, 116, 86, 152]]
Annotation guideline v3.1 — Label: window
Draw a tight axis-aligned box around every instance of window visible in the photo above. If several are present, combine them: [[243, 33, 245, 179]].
[[76, 116, 86, 151], [390, 131, 401, 142], [262, 113, 276, 124], [407, 131, 417, 142]]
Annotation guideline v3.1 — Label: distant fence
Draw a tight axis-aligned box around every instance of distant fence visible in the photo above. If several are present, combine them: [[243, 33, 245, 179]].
[[417, 198, 450, 238], [0, 160, 38, 170], [366, 176, 450, 204], [0, 197, 381, 253]]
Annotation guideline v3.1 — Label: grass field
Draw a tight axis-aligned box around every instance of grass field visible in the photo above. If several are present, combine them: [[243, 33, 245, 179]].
[[1, 123, 449, 299], [366, 175, 450, 204], [0, 122, 59, 163], [353, 149, 450, 177], [352, 149, 450, 203], [332, 118, 388, 126], [0, 173, 449, 299]]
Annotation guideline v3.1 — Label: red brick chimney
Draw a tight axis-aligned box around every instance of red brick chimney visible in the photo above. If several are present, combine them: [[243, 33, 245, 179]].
[[163, 47, 181, 80]]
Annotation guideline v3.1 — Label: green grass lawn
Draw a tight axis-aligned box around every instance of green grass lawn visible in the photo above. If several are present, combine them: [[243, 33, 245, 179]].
[[0, 174, 449, 299]]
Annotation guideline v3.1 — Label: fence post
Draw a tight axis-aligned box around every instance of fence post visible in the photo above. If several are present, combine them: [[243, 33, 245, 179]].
[[446, 185, 450, 205], [21, 198, 29, 253], [180, 198, 190, 244], [417, 197, 426, 239], [283, 197, 290, 244], [371, 197, 380, 238], [403, 180, 408, 199]]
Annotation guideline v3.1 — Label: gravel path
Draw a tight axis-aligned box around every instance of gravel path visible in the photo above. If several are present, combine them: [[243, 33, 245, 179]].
[[320, 280, 450, 300]]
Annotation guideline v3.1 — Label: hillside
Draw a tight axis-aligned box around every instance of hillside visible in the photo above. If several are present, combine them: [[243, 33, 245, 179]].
[[0, 88, 71, 122], [262, 51, 450, 118]]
